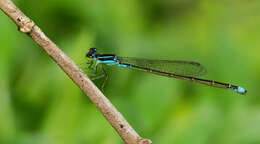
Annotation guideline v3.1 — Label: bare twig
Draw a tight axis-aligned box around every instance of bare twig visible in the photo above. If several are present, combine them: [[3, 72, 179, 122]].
[[0, 0, 152, 143]]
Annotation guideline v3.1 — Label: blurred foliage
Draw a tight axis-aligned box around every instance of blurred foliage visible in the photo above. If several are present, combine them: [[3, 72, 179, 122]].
[[0, 0, 260, 144]]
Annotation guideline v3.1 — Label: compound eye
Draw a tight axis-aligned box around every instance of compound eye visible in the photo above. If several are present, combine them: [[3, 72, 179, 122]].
[[86, 48, 97, 58], [90, 47, 97, 52]]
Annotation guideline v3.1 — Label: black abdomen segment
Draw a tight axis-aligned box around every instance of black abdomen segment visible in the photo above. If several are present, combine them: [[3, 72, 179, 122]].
[[125, 63, 247, 95]]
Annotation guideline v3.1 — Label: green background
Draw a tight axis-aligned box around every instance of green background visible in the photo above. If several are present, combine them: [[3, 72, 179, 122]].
[[0, 0, 259, 144]]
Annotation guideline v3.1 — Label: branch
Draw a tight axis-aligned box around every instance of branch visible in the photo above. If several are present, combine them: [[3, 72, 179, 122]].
[[0, 0, 151, 143]]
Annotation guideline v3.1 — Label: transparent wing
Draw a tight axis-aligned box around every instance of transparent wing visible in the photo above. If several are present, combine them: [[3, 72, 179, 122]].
[[117, 57, 207, 77]]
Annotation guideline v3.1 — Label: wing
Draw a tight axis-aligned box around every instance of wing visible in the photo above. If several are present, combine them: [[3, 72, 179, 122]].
[[117, 57, 207, 77]]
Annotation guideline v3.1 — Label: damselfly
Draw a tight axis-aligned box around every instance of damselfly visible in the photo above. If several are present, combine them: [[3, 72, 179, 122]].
[[82, 48, 247, 95]]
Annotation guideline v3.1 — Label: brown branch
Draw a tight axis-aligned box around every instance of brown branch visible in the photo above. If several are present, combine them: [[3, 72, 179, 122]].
[[0, 0, 151, 143]]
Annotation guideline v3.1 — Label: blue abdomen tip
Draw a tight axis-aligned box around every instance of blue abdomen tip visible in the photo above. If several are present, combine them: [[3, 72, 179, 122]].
[[230, 86, 247, 95], [237, 86, 247, 94]]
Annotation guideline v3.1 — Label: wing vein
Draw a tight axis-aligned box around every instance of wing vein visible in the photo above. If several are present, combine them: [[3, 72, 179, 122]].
[[117, 56, 207, 77]]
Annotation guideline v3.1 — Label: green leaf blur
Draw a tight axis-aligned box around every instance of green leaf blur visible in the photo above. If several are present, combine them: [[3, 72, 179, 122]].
[[0, 0, 259, 144]]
